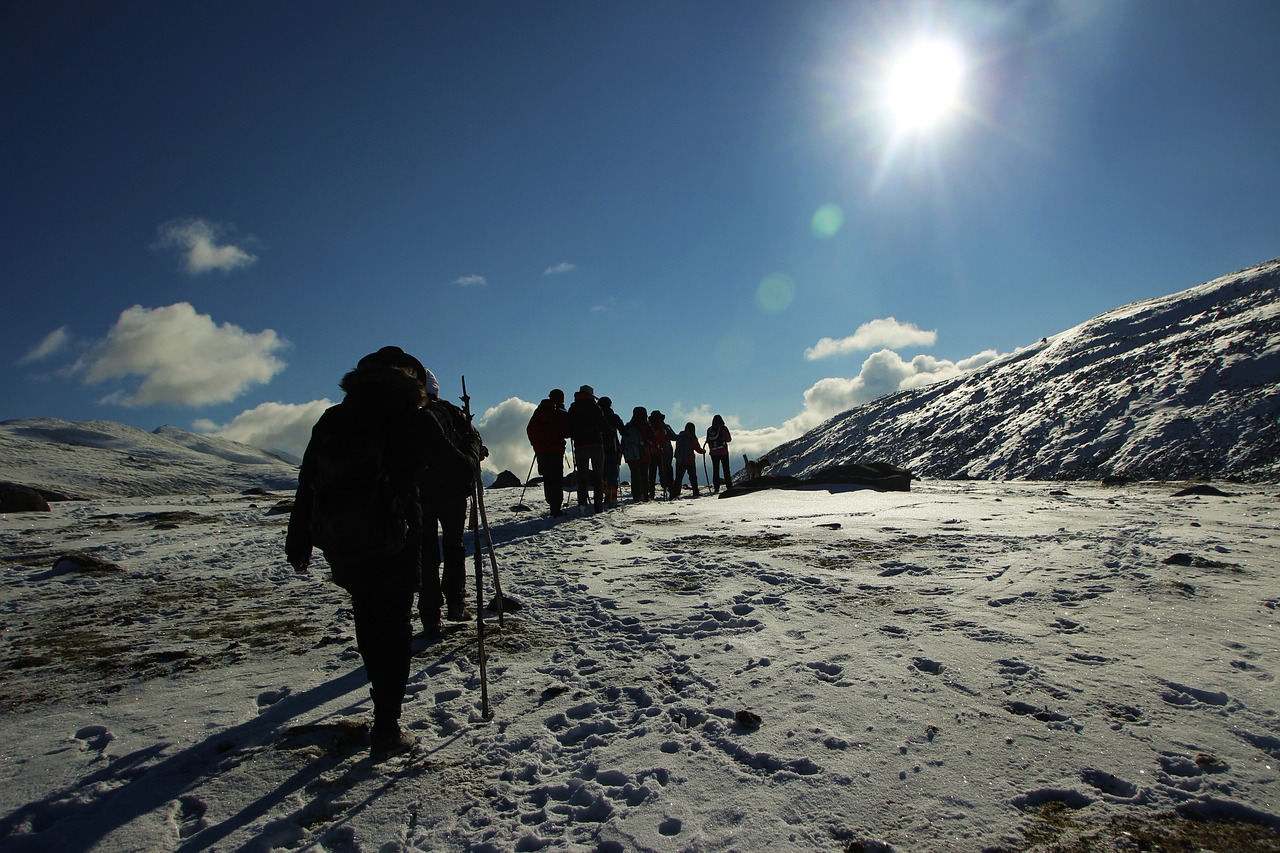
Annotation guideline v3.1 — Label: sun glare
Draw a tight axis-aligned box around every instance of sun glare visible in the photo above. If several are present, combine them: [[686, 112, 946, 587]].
[[883, 37, 966, 133]]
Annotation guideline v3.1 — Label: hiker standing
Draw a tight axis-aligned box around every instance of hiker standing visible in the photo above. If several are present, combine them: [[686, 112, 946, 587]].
[[706, 414, 733, 492], [672, 422, 706, 498], [648, 410, 677, 501], [418, 367, 485, 633], [598, 396, 626, 505], [526, 388, 568, 517], [622, 406, 654, 502], [287, 346, 476, 762], [565, 384, 608, 513]]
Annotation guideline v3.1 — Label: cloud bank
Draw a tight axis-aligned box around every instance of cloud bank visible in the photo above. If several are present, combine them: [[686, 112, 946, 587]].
[[76, 303, 287, 407], [155, 218, 258, 275], [195, 399, 332, 459], [805, 317, 937, 360]]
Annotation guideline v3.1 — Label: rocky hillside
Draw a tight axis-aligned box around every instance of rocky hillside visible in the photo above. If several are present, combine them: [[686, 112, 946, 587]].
[[767, 258, 1280, 482]]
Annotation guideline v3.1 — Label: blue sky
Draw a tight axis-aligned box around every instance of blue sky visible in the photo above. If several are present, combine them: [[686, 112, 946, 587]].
[[4, 1, 1279, 477]]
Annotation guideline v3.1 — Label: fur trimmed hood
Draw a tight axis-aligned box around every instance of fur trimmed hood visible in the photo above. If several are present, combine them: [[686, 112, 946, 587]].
[[339, 364, 426, 408]]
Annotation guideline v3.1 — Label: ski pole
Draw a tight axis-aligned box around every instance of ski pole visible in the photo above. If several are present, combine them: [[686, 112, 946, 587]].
[[468, 481, 490, 719], [513, 452, 536, 511]]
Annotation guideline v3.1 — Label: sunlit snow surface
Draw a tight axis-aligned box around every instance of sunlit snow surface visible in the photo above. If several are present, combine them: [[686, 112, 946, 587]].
[[2, 481, 1277, 851]]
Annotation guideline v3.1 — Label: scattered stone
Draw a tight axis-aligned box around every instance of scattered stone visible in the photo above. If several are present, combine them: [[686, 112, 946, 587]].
[[1173, 484, 1234, 497], [266, 500, 295, 516], [0, 485, 50, 513], [490, 470, 523, 489], [54, 552, 122, 573], [487, 594, 523, 613]]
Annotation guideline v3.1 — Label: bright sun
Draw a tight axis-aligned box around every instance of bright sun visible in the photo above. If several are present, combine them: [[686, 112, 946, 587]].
[[883, 37, 966, 133]]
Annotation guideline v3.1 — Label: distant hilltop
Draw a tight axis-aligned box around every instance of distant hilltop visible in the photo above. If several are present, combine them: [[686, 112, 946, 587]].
[[0, 419, 300, 500], [767, 258, 1280, 483]]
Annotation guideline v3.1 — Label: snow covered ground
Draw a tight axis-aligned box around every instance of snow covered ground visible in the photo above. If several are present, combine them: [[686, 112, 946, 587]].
[[1, 481, 1278, 851]]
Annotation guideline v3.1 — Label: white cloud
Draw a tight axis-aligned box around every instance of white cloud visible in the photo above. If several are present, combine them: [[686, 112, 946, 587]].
[[155, 218, 258, 275], [75, 302, 287, 407], [196, 399, 332, 458], [19, 326, 70, 364], [591, 296, 617, 313], [543, 262, 576, 276], [453, 274, 487, 287], [804, 317, 937, 360], [475, 396, 538, 477]]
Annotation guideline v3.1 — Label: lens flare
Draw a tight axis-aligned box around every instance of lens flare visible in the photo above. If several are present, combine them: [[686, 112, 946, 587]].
[[757, 273, 797, 314], [811, 204, 845, 238]]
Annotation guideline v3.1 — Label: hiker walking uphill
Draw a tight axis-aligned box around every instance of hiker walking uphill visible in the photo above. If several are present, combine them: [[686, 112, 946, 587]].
[[418, 367, 486, 634], [286, 346, 476, 762], [598, 396, 626, 505], [672, 422, 706, 498], [706, 414, 732, 492], [648, 410, 677, 501], [622, 406, 654, 503], [565, 385, 608, 513], [526, 389, 567, 517]]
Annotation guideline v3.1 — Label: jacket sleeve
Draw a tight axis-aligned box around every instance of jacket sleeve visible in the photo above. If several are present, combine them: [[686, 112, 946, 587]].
[[422, 407, 477, 484], [285, 437, 318, 566]]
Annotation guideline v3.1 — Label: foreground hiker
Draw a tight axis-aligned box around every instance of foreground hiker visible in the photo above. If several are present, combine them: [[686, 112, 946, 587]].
[[672, 422, 706, 498], [598, 396, 625, 504], [526, 389, 568, 517], [287, 346, 475, 762], [622, 406, 654, 502]]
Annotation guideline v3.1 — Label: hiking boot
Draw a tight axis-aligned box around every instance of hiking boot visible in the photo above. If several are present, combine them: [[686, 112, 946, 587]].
[[446, 599, 470, 622], [420, 610, 441, 635], [370, 723, 416, 763]]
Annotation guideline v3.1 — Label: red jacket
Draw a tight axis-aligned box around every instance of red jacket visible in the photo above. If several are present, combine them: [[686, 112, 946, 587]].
[[526, 399, 567, 453]]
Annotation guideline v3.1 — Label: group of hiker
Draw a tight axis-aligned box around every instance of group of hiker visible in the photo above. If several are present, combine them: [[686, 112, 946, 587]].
[[526, 385, 733, 515]]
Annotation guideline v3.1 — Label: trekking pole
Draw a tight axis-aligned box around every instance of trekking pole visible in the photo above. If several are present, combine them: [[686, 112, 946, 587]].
[[468, 483, 491, 719], [461, 377, 506, 629], [702, 454, 710, 493], [512, 452, 537, 511]]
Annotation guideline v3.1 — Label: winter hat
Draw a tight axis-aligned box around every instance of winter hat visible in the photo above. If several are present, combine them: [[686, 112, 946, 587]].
[[578, 384, 595, 397], [650, 410, 664, 421], [549, 389, 565, 404], [633, 406, 647, 419], [358, 346, 427, 385], [422, 368, 440, 399]]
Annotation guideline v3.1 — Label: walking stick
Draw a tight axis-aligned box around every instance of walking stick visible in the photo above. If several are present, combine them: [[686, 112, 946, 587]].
[[468, 482, 490, 719], [461, 378, 506, 628], [702, 453, 710, 494], [512, 452, 536, 511]]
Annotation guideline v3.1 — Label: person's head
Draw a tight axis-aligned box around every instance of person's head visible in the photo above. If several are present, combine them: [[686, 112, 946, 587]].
[[357, 346, 426, 383], [712, 414, 725, 426], [685, 422, 695, 435], [578, 384, 595, 398], [650, 410, 664, 423], [421, 368, 440, 400], [632, 406, 647, 421], [549, 388, 565, 406], [599, 396, 613, 410]]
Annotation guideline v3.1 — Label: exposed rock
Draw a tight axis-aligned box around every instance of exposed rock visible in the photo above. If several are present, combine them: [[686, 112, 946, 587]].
[[490, 470, 523, 489], [0, 485, 50, 513]]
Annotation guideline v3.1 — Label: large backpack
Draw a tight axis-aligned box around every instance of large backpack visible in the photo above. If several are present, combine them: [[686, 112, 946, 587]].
[[425, 399, 480, 496], [622, 423, 644, 462], [310, 428, 413, 562]]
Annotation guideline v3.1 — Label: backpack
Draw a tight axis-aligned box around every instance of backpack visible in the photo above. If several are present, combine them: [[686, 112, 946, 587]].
[[622, 423, 644, 461], [425, 399, 479, 496], [310, 428, 413, 562]]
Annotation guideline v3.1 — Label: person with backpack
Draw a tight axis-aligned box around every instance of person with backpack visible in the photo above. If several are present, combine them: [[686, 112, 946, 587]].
[[287, 346, 476, 762], [705, 413, 732, 492], [526, 389, 567, 517], [672, 422, 706, 498], [565, 384, 608, 513], [648, 410, 677, 501], [418, 368, 485, 633], [598, 396, 625, 505], [622, 406, 654, 502]]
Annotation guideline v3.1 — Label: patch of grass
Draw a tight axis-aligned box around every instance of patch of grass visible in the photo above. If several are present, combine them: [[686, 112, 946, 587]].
[[989, 802, 1280, 852]]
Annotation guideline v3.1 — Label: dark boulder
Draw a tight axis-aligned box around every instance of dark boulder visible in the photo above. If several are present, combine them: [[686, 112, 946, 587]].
[[490, 470, 523, 489], [0, 485, 51, 512]]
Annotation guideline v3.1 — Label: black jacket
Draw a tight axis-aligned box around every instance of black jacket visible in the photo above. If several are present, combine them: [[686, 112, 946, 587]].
[[565, 394, 609, 446], [286, 365, 473, 592]]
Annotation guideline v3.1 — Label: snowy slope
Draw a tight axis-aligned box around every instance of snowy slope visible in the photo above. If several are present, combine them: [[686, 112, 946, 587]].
[[768, 259, 1280, 483], [0, 418, 299, 499]]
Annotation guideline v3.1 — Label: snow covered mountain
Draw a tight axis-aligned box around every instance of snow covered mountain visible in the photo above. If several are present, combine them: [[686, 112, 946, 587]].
[[768, 258, 1280, 483], [0, 418, 299, 499]]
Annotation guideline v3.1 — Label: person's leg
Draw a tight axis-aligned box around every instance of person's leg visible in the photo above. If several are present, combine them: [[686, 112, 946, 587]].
[[351, 587, 416, 758], [418, 511, 443, 632], [439, 495, 468, 619], [574, 447, 590, 506], [589, 444, 605, 509]]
